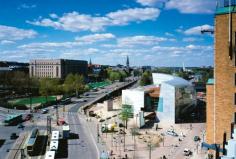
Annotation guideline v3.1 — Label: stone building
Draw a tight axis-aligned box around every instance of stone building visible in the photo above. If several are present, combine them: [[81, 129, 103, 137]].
[[29, 59, 88, 78]]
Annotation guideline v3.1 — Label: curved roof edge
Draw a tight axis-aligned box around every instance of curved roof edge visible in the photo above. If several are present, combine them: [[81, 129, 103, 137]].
[[152, 73, 191, 87]]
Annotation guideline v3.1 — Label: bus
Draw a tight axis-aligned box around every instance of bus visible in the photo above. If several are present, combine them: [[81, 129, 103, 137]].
[[26, 128, 39, 153], [45, 151, 55, 159], [4, 114, 22, 126], [51, 131, 59, 141], [49, 140, 59, 151]]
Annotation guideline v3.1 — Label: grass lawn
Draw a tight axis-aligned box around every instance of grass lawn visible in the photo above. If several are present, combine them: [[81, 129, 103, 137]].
[[8, 96, 56, 105]]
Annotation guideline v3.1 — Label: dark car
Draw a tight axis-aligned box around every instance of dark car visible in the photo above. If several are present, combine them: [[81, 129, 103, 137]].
[[18, 124, 25, 129], [194, 136, 201, 142], [183, 149, 192, 156], [24, 114, 33, 121], [10, 133, 18, 140]]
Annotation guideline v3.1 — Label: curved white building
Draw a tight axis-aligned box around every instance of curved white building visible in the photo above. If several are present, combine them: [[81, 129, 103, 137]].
[[122, 73, 196, 127]]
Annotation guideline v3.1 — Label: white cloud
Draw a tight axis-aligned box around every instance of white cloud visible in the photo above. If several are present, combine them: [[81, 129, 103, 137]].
[[184, 24, 214, 35], [165, 32, 174, 36], [0, 25, 37, 41], [18, 4, 36, 9], [27, 8, 160, 32], [165, 0, 215, 14], [136, 0, 168, 7], [18, 41, 80, 49], [106, 8, 160, 25], [75, 33, 115, 43], [182, 37, 203, 42], [0, 40, 15, 45], [118, 35, 168, 46], [152, 44, 213, 53], [49, 13, 58, 19]]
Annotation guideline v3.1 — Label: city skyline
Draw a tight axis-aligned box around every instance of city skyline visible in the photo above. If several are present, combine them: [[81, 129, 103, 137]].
[[0, 0, 215, 66]]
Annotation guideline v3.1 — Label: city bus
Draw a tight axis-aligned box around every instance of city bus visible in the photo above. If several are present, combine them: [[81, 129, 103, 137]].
[[4, 114, 22, 126], [49, 140, 59, 151], [26, 128, 39, 153], [45, 151, 55, 159], [51, 131, 59, 141]]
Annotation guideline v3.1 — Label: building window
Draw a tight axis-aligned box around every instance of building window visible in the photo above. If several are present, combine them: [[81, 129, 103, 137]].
[[235, 73, 236, 85], [234, 112, 236, 124], [235, 93, 236, 105]]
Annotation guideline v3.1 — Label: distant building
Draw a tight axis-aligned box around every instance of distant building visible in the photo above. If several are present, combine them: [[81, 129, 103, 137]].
[[0, 61, 28, 73], [122, 73, 196, 127], [29, 59, 88, 78]]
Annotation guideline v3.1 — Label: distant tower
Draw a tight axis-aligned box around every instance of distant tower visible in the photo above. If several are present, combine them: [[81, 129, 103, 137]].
[[89, 58, 92, 66], [126, 56, 129, 68], [182, 62, 186, 72]]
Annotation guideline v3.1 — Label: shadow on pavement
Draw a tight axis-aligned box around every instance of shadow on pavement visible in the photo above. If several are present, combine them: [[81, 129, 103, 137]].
[[28, 135, 48, 156], [0, 139, 5, 148], [68, 133, 79, 139], [56, 139, 68, 158]]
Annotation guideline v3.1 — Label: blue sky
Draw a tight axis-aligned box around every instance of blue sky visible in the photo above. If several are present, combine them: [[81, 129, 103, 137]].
[[0, 0, 216, 67]]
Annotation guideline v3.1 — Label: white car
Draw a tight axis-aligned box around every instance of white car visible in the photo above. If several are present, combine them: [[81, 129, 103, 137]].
[[183, 149, 192, 156], [166, 130, 178, 137]]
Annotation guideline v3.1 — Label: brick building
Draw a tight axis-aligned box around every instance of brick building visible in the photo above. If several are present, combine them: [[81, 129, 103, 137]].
[[29, 59, 88, 78], [206, 1, 236, 145]]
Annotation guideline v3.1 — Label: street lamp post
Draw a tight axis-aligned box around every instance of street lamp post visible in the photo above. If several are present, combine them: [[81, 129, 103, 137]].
[[97, 123, 100, 143], [148, 141, 152, 159]]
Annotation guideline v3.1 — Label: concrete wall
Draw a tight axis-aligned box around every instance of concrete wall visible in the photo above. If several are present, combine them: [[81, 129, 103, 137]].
[[122, 89, 144, 115]]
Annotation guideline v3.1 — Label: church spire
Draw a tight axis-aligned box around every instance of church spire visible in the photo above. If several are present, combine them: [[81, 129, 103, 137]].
[[126, 56, 129, 68], [89, 58, 92, 66]]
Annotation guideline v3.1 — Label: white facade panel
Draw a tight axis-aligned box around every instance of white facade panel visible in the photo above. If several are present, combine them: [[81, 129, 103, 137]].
[[157, 83, 175, 124], [122, 89, 144, 115]]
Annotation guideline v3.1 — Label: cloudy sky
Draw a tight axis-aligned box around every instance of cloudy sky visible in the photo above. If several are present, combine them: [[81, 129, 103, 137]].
[[0, 0, 215, 67]]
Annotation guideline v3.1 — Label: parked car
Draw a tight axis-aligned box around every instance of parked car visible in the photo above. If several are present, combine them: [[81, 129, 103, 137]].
[[166, 130, 178, 137], [89, 111, 96, 117], [41, 109, 49, 114], [24, 114, 33, 121], [99, 119, 105, 122], [183, 149, 192, 156], [10, 133, 18, 140], [18, 124, 25, 129], [194, 136, 201, 142]]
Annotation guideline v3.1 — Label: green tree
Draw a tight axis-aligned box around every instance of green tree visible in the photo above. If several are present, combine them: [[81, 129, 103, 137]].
[[120, 104, 133, 129], [109, 71, 121, 82], [140, 71, 153, 86], [152, 68, 172, 74], [63, 73, 85, 96], [39, 78, 51, 102]]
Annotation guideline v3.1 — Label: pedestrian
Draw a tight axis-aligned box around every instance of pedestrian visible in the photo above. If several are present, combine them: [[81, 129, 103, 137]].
[[163, 155, 167, 159], [125, 154, 128, 159]]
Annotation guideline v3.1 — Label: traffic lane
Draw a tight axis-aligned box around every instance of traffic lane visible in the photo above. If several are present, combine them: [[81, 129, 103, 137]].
[[67, 113, 98, 159], [0, 123, 46, 159]]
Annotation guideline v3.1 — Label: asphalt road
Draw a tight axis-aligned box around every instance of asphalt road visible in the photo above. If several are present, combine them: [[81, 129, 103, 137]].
[[67, 112, 99, 159]]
